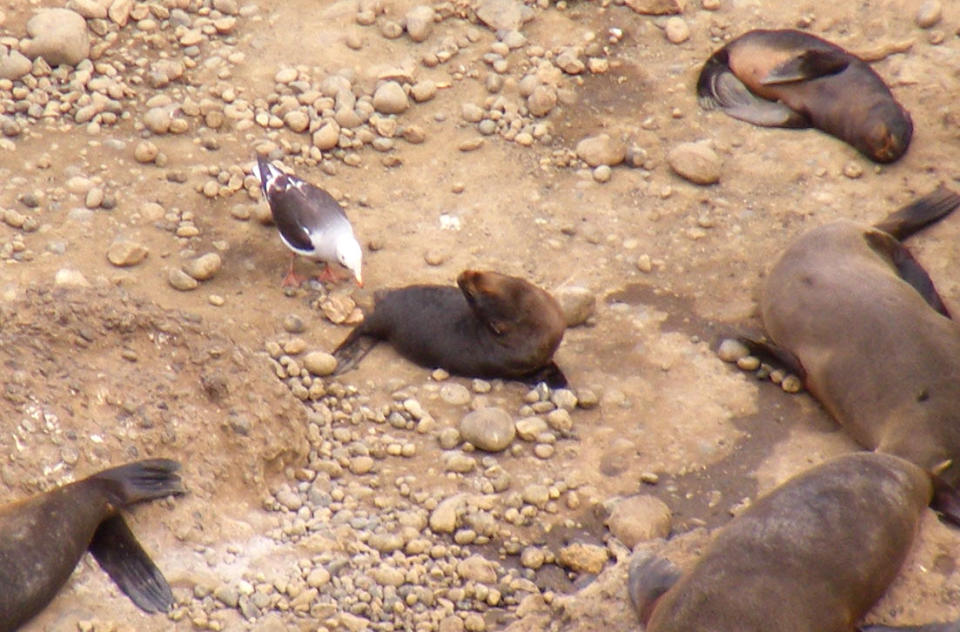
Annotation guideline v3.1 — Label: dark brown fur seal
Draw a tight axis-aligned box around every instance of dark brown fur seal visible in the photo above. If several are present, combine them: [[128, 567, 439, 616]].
[[697, 29, 912, 163], [0, 459, 184, 630], [332, 270, 567, 387], [629, 452, 948, 632], [749, 188, 960, 517]]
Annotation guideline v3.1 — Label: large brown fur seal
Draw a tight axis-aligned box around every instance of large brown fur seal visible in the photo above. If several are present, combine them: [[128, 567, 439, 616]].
[[697, 29, 913, 163], [747, 188, 960, 517], [628, 452, 955, 632], [0, 459, 184, 630], [332, 270, 568, 387]]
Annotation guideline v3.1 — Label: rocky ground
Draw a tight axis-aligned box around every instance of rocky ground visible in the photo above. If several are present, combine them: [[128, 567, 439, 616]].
[[2, 0, 960, 630]]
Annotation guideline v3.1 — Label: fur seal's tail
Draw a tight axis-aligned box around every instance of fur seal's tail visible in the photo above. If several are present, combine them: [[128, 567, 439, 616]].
[[92, 458, 184, 507], [332, 331, 380, 375], [874, 186, 960, 241], [627, 553, 682, 625], [87, 459, 184, 614]]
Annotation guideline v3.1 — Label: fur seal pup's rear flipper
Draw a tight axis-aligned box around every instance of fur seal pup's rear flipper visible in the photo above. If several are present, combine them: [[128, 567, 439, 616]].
[[332, 330, 380, 375], [94, 459, 184, 505], [89, 515, 175, 613], [627, 553, 681, 625], [696, 49, 809, 127], [712, 71, 808, 127], [736, 337, 807, 381], [521, 362, 568, 389], [873, 187, 960, 241], [861, 623, 960, 631], [864, 231, 952, 318], [759, 49, 849, 85]]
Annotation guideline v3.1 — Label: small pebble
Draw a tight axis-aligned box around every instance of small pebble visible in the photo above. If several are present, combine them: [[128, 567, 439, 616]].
[[664, 17, 690, 43], [915, 0, 942, 28], [168, 268, 199, 291], [717, 338, 749, 362]]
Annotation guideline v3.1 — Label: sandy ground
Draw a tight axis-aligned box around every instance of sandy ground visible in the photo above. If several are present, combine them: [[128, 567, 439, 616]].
[[2, 0, 960, 630]]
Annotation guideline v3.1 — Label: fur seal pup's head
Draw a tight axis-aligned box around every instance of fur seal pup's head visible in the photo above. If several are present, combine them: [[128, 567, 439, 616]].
[[857, 100, 913, 163], [457, 270, 565, 350]]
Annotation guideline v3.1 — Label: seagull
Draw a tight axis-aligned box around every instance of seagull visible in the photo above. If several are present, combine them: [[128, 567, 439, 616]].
[[254, 155, 363, 287]]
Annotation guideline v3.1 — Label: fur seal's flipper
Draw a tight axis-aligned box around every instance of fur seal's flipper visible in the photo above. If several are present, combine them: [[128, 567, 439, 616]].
[[736, 337, 807, 381], [702, 67, 808, 127], [94, 458, 185, 505], [332, 331, 380, 376], [91, 459, 183, 506], [627, 554, 681, 625], [874, 187, 960, 241], [760, 49, 850, 84], [861, 623, 960, 632], [89, 515, 175, 613], [695, 49, 728, 109], [931, 473, 960, 528], [520, 361, 568, 389], [864, 231, 952, 318]]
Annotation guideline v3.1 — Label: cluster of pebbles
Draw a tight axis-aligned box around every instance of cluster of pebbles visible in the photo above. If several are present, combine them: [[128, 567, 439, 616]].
[[716, 338, 803, 393], [208, 348, 668, 631]]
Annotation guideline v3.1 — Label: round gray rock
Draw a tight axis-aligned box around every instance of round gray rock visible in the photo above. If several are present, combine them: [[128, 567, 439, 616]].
[[0, 50, 32, 80], [373, 81, 409, 114], [23, 9, 90, 66], [405, 5, 435, 42], [605, 494, 672, 548], [459, 407, 516, 452], [553, 286, 596, 327], [303, 351, 337, 376], [667, 142, 722, 185], [183, 253, 222, 281], [106, 239, 148, 267], [576, 134, 626, 167]]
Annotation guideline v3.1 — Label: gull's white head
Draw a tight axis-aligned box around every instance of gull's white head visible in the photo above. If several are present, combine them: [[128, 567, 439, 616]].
[[337, 236, 363, 287]]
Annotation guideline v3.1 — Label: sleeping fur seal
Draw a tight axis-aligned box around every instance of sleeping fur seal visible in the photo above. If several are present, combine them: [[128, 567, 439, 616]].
[[628, 452, 955, 632], [748, 187, 960, 516], [697, 29, 912, 163], [0, 459, 184, 630], [332, 270, 567, 387]]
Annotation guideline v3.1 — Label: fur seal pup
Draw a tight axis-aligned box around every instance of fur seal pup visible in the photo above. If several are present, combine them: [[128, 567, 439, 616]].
[[697, 29, 913, 163], [748, 188, 960, 516], [332, 270, 568, 387], [0, 459, 184, 630], [628, 452, 952, 632]]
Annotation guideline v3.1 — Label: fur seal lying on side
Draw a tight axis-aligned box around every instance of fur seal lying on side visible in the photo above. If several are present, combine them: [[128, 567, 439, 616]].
[[748, 188, 960, 515], [628, 452, 955, 632], [332, 270, 568, 387], [697, 29, 913, 163], [0, 459, 184, 630]]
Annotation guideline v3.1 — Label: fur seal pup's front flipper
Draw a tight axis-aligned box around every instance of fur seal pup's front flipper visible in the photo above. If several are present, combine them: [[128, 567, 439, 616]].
[[89, 515, 175, 613], [759, 49, 850, 85], [519, 361, 568, 389], [627, 554, 681, 625]]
